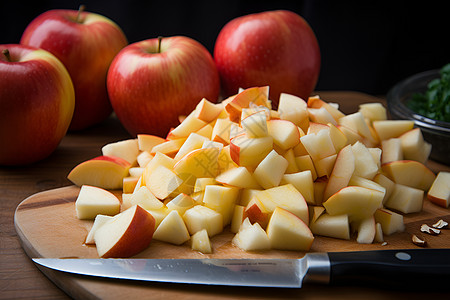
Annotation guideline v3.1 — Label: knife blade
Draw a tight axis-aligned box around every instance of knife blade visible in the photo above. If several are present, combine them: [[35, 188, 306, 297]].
[[33, 249, 450, 288]]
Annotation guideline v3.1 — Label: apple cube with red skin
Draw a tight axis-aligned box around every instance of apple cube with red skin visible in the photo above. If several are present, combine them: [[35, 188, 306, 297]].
[[94, 205, 155, 258], [381, 160, 435, 191], [427, 172, 450, 208], [373, 208, 405, 235]]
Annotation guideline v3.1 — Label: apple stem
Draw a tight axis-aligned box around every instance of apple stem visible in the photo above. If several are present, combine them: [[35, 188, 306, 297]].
[[76, 4, 86, 23], [2, 49, 11, 62], [157, 36, 163, 53]]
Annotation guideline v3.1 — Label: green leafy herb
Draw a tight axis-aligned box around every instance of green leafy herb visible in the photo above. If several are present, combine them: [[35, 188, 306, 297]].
[[407, 63, 450, 122]]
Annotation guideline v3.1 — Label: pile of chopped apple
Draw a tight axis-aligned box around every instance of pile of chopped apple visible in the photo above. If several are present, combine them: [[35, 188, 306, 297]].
[[68, 86, 448, 258]]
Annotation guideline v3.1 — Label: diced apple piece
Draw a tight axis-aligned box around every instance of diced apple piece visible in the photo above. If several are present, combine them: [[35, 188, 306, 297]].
[[232, 218, 271, 251], [307, 122, 330, 135], [381, 138, 403, 164], [137, 151, 153, 168], [94, 205, 155, 258], [295, 155, 318, 180], [191, 229, 212, 254], [277, 93, 309, 132], [253, 150, 288, 189], [231, 205, 245, 233], [68, 156, 131, 190], [355, 216, 376, 244], [238, 188, 263, 206], [230, 135, 273, 169], [153, 210, 190, 245], [218, 145, 239, 173], [309, 213, 350, 240], [373, 173, 395, 204], [399, 128, 431, 164], [309, 206, 325, 224], [352, 141, 379, 179], [255, 184, 309, 225], [211, 118, 233, 145], [372, 120, 415, 141], [203, 185, 239, 226], [75, 185, 121, 220], [313, 154, 336, 178], [328, 123, 348, 153], [385, 183, 424, 214], [373, 208, 405, 235], [193, 178, 217, 193], [137, 134, 166, 152], [266, 119, 300, 150], [266, 207, 314, 251], [102, 138, 139, 166], [174, 132, 209, 161], [150, 138, 186, 157], [381, 160, 436, 191], [85, 214, 115, 244], [308, 107, 337, 125], [123, 176, 139, 194], [338, 111, 373, 141], [427, 172, 450, 208], [225, 86, 270, 122], [130, 186, 164, 210], [323, 186, 384, 221], [307, 96, 345, 121], [358, 102, 387, 123], [243, 198, 271, 229], [348, 176, 386, 196], [313, 176, 328, 205], [145, 165, 183, 199], [215, 166, 261, 189], [337, 125, 363, 145], [323, 144, 355, 201], [195, 123, 213, 139], [374, 223, 384, 243], [165, 193, 196, 215], [128, 167, 144, 178], [194, 98, 223, 123], [241, 110, 268, 138], [300, 129, 336, 161], [183, 205, 223, 237], [283, 148, 300, 174], [145, 208, 168, 229], [280, 170, 315, 205], [173, 147, 221, 178], [167, 113, 207, 139], [143, 152, 175, 176]]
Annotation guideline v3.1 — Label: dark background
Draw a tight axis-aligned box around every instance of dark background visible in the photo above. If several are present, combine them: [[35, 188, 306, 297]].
[[1, 0, 448, 96]]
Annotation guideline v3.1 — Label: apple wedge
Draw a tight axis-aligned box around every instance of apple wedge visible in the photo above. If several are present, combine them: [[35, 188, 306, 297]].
[[94, 205, 155, 258], [323, 144, 355, 201], [427, 171, 450, 208], [194, 98, 224, 123], [280, 170, 315, 205], [309, 213, 350, 240], [381, 160, 436, 191], [229, 134, 273, 169], [191, 228, 212, 254], [266, 207, 314, 251], [144, 165, 183, 199], [373, 208, 405, 235], [384, 183, 424, 214], [102, 138, 140, 165], [75, 185, 121, 220], [355, 216, 376, 244], [323, 186, 384, 221], [68, 155, 131, 190], [137, 134, 166, 152], [153, 210, 190, 245], [241, 110, 268, 138], [232, 218, 270, 251], [215, 166, 261, 189], [253, 149, 288, 189], [372, 120, 415, 141], [266, 119, 300, 150], [85, 214, 115, 244], [173, 147, 221, 178], [277, 93, 309, 132], [243, 198, 271, 229]]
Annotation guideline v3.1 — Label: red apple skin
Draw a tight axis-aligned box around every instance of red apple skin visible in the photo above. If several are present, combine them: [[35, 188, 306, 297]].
[[21, 9, 128, 130], [0, 44, 75, 165], [214, 10, 320, 106], [107, 36, 220, 137]]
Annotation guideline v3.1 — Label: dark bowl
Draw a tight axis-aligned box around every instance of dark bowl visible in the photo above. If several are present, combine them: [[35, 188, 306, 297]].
[[387, 69, 450, 165]]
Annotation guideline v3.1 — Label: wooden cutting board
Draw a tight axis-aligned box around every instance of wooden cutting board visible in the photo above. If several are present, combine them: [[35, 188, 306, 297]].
[[14, 184, 450, 299]]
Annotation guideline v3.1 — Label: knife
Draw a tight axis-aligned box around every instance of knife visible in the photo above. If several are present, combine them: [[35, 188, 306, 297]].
[[33, 249, 450, 288]]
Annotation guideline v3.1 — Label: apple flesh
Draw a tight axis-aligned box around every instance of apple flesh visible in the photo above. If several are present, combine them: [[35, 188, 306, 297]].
[[21, 7, 128, 130], [427, 172, 450, 208], [0, 44, 74, 165], [75, 185, 121, 220], [94, 205, 155, 258]]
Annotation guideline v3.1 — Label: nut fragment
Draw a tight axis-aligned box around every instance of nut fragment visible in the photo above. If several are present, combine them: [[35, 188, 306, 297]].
[[412, 234, 427, 247], [432, 219, 449, 229], [420, 224, 441, 235]]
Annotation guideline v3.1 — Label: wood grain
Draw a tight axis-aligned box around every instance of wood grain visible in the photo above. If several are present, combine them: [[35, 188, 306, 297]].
[[3, 92, 450, 300]]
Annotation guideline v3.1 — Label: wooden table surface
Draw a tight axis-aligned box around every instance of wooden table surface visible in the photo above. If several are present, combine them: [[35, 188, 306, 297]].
[[1, 91, 449, 299]]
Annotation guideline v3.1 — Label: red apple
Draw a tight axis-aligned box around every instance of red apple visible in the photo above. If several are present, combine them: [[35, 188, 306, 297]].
[[20, 6, 128, 130], [107, 36, 220, 137], [0, 44, 74, 165], [214, 10, 320, 106]]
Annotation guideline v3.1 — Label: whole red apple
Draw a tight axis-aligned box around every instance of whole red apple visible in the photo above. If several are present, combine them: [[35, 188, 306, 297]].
[[20, 6, 128, 130], [107, 36, 220, 137], [214, 10, 321, 107], [0, 44, 75, 165]]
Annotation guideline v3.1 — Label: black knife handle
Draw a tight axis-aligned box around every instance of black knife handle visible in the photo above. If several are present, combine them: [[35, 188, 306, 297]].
[[328, 249, 450, 288]]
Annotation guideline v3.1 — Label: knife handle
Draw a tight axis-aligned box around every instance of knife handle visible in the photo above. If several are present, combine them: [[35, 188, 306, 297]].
[[328, 249, 450, 288]]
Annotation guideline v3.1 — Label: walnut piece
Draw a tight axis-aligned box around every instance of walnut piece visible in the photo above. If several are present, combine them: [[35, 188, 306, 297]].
[[432, 219, 448, 229], [420, 224, 441, 235], [412, 234, 427, 247]]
